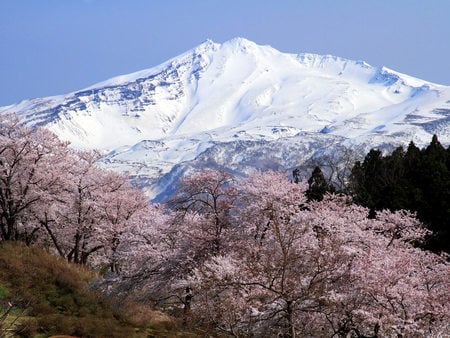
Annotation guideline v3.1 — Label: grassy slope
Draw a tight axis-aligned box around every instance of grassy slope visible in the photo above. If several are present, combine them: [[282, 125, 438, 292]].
[[0, 242, 187, 337]]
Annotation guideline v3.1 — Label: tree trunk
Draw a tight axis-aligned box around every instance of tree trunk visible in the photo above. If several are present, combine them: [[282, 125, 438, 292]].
[[286, 300, 296, 338], [183, 286, 193, 326]]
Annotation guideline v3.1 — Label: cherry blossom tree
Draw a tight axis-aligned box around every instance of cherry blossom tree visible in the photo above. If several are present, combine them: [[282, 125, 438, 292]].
[[158, 169, 239, 296], [189, 172, 351, 336], [116, 203, 171, 279], [116, 204, 197, 308], [97, 174, 150, 272], [168, 169, 237, 255], [114, 169, 240, 316], [35, 150, 149, 266], [0, 114, 70, 242]]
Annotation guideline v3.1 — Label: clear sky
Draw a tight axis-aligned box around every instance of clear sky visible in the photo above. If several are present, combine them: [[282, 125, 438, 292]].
[[1, 0, 449, 106]]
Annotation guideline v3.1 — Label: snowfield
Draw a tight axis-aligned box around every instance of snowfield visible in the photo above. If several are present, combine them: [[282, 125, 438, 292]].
[[1, 37, 450, 199]]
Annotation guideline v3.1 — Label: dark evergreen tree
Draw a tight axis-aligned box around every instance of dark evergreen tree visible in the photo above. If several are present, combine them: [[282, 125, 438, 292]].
[[348, 135, 450, 253], [349, 149, 385, 217], [382, 146, 409, 210], [417, 135, 450, 252], [306, 166, 334, 201], [401, 141, 425, 216], [292, 168, 301, 184]]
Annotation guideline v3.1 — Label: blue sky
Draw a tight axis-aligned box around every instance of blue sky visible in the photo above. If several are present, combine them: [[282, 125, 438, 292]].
[[1, 0, 449, 106]]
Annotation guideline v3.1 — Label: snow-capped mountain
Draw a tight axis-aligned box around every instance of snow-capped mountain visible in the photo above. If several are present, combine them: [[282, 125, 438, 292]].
[[2, 37, 450, 200]]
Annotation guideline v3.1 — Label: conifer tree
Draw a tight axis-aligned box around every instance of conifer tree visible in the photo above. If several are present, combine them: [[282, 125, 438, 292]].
[[306, 166, 334, 201], [419, 135, 450, 252]]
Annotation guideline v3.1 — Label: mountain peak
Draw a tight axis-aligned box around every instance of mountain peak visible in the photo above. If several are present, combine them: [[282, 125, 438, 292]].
[[223, 36, 259, 48]]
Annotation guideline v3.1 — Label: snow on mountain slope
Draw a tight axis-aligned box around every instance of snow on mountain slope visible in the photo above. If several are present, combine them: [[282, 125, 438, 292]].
[[2, 37, 450, 199]]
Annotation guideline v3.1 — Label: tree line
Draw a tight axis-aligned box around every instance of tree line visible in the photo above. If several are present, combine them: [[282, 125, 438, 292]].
[[306, 135, 450, 254], [1, 114, 449, 337]]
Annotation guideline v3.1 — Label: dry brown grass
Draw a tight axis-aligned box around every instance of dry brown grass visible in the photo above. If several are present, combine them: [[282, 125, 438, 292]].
[[0, 241, 191, 337]]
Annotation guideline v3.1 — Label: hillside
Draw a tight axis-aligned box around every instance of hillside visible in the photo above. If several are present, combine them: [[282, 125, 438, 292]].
[[0, 242, 193, 337]]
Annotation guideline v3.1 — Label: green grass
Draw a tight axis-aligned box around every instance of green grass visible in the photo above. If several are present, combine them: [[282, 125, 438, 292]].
[[0, 241, 187, 337]]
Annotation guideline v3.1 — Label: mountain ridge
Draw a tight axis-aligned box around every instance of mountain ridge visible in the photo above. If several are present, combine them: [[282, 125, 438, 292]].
[[1, 37, 450, 199]]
